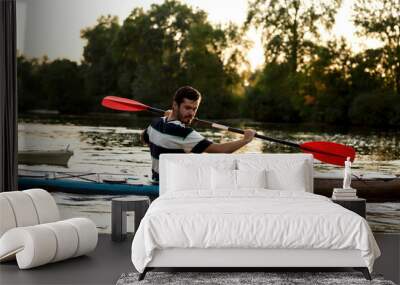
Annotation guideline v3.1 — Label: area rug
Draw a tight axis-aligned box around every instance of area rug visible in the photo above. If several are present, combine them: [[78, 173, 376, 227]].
[[116, 271, 395, 285]]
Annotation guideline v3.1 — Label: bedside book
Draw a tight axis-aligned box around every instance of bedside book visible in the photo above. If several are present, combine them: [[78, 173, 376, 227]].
[[332, 195, 358, 200], [333, 188, 357, 193], [332, 188, 358, 200]]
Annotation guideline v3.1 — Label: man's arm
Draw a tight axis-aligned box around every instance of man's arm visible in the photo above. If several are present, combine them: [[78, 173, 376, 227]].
[[204, 129, 256, 153], [140, 128, 149, 145]]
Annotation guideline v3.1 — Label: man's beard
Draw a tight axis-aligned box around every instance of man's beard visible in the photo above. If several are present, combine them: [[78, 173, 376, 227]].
[[178, 113, 193, 125], [183, 117, 193, 125]]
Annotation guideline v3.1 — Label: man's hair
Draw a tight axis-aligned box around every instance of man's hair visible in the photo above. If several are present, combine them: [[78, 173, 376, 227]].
[[173, 86, 201, 105]]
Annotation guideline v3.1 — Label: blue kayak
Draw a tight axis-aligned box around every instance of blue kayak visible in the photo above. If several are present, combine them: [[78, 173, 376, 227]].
[[18, 177, 159, 196], [18, 174, 400, 201]]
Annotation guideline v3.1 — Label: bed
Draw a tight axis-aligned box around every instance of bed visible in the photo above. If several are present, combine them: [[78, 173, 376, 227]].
[[131, 153, 380, 280]]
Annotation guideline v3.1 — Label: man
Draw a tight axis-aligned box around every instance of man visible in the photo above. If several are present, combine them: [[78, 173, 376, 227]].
[[141, 86, 256, 181]]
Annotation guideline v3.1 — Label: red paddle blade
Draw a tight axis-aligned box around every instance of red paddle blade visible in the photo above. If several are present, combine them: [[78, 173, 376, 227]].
[[300, 141, 356, 166], [101, 96, 149, 112]]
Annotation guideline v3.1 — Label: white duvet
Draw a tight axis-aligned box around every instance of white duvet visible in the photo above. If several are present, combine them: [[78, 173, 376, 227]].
[[131, 190, 380, 273]]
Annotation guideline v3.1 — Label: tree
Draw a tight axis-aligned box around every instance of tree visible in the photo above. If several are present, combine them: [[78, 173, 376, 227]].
[[349, 48, 387, 94], [183, 22, 246, 117], [113, 2, 199, 107], [300, 39, 353, 124], [17, 55, 42, 112], [352, 0, 400, 94], [81, 15, 121, 111], [349, 90, 400, 126], [40, 59, 87, 114], [111, 0, 247, 117], [246, 0, 342, 73], [245, 62, 298, 122]]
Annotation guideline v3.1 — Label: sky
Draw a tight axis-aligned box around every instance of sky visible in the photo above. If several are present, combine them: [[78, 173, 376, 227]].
[[16, 0, 381, 71]]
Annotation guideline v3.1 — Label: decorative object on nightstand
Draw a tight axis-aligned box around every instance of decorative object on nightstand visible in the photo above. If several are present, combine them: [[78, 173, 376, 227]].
[[331, 157, 365, 217], [331, 198, 366, 218], [332, 157, 358, 200], [111, 196, 150, 242]]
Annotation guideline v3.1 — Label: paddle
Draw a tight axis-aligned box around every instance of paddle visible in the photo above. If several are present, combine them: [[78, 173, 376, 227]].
[[101, 96, 356, 166]]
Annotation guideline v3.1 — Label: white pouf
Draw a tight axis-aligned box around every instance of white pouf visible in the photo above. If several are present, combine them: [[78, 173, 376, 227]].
[[0, 189, 98, 269]]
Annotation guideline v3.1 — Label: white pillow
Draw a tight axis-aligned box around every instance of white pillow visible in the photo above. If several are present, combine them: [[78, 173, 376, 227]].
[[238, 159, 307, 191], [212, 169, 237, 190], [211, 169, 268, 191], [167, 163, 212, 191], [266, 163, 307, 191], [236, 169, 267, 189]]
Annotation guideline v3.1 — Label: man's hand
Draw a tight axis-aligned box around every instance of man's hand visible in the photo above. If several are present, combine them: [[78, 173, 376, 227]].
[[205, 128, 257, 153], [243, 129, 256, 143], [164, 109, 172, 118]]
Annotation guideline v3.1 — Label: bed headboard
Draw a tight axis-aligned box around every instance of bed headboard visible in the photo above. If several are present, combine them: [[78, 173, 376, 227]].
[[159, 153, 314, 195]]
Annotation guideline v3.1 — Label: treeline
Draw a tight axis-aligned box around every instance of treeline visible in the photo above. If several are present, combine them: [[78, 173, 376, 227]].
[[18, 0, 400, 127]]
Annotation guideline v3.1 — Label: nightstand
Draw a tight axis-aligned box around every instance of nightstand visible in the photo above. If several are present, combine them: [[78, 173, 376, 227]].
[[331, 198, 366, 218], [111, 196, 150, 242]]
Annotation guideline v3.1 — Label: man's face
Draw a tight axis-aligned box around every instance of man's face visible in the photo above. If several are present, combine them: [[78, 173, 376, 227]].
[[174, 98, 200, 125]]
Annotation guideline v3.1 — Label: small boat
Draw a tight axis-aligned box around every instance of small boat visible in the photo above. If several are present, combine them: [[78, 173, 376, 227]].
[[18, 145, 73, 167]]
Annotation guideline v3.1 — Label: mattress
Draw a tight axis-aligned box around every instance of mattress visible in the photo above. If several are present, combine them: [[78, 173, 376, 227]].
[[131, 190, 380, 273]]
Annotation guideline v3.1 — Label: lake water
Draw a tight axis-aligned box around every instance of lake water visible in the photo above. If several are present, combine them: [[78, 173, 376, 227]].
[[18, 115, 400, 233]]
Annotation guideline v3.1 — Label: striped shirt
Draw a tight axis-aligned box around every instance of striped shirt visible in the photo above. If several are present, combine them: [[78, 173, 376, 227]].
[[143, 117, 213, 181]]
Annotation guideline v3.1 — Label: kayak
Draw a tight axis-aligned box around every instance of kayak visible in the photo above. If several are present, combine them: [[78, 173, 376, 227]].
[[18, 173, 400, 202], [18, 177, 159, 197]]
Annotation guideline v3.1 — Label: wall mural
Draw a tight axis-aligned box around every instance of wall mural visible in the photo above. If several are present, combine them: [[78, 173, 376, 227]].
[[16, 0, 400, 234]]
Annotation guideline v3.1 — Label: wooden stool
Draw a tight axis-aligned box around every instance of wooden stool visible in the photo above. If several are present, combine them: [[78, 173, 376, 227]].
[[111, 196, 150, 242]]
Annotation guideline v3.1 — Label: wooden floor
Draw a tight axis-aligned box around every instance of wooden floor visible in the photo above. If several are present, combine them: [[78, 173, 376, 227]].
[[0, 233, 399, 285]]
